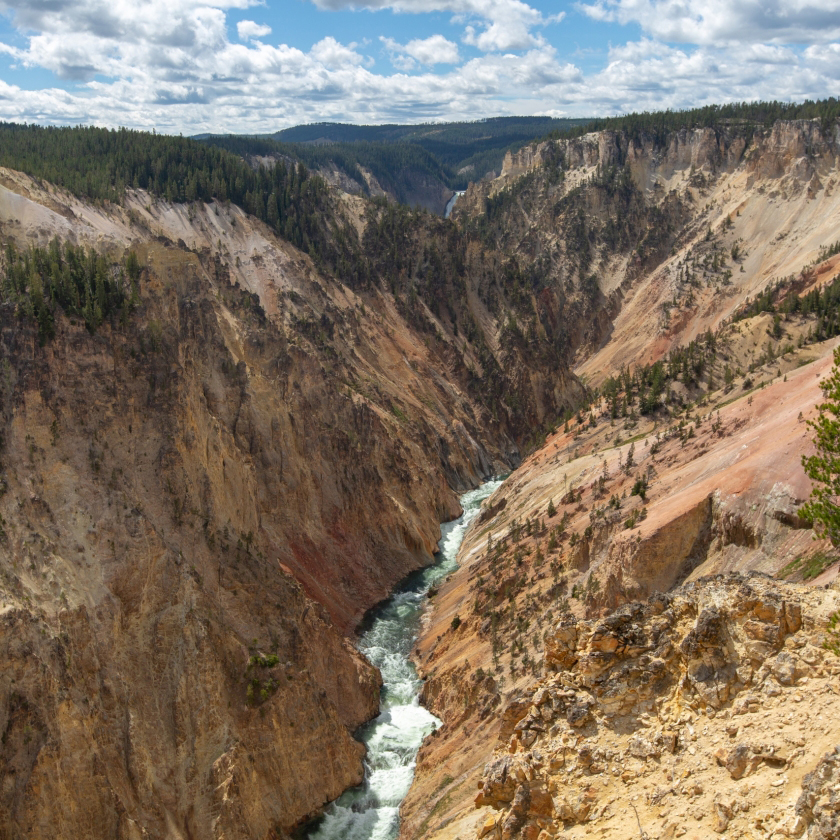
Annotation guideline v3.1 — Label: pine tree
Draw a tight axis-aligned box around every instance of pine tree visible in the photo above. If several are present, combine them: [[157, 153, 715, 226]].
[[801, 345, 840, 546]]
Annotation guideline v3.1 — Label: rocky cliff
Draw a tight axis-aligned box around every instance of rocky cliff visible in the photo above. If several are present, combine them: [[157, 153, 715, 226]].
[[406, 571, 840, 840], [403, 118, 840, 840], [474, 573, 840, 840], [0, 164, 584, 838], [457, 119, 840, 376], [402, 289, 840, 840], [0, 281, 383, 839]]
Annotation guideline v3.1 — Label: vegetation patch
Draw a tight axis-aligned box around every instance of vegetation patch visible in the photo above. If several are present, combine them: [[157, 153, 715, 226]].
[[244, 652, 281, 705], [1, 239, 139, 343], [777, 551, 837, 581]]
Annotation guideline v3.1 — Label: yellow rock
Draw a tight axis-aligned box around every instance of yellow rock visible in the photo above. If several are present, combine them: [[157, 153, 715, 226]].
[[479, 814, 497, 837]]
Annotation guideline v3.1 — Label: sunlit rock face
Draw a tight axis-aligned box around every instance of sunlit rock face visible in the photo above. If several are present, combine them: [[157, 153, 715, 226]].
[[402, 118, 840, 840], [0, 169, 580, 839]]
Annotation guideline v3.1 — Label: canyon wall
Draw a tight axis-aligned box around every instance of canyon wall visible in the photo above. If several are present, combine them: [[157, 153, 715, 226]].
[[403, 118, 840, 840], [458, 119, 840, 376], [0, 168, 585, 838], [0, 282, 383, 839]]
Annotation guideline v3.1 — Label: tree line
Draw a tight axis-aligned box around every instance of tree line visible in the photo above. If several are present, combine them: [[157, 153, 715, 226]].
[[547, 99, 840, 147], [1, 238, 139, 343], [0, 123, 349, 266], [201, 134, 450, 204]]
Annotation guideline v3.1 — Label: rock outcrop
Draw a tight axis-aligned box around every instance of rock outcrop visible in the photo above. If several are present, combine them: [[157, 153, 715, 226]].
[[796, 746, 840, 840], [472, 573, 840, 840], [457, 119, 840, 373]]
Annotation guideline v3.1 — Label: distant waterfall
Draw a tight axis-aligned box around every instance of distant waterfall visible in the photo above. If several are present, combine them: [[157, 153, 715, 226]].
[[444, 191, 465, 219]]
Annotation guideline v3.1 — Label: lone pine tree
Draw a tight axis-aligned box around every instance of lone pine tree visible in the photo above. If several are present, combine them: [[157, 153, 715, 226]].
[[801, 345, 840, 546]]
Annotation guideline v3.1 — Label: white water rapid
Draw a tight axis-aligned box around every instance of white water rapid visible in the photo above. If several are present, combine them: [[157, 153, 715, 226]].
[[306, 479, 502, 840]]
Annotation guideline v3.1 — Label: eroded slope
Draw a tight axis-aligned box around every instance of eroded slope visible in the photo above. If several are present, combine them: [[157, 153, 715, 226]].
[[404, 118, 840, 840], [0, 168, 583, 839], [455, 119, 840, 387]]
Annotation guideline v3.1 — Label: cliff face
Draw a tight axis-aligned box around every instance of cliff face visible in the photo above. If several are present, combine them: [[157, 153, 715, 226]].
[[403, 119, 840, 840], [499, 120, 837, 189], [0, 298, 382, 839], [0, 167, 585, 838], [0, 169, 527, 634], [459, 120, 840, 377], [473, 573, 840, 840], [407, 571, 840, 840]]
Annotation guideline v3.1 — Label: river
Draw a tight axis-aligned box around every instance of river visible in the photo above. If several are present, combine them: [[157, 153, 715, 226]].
[[306, 479, 502, 840]]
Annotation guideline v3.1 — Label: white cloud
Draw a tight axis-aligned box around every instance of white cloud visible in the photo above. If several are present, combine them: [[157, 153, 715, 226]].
[[0, 0, 836, 133], [594, 37, 837, 112], [310, 36, 366, 67], [381, 34, 461, 65], [578, 0, 840, 46], [804, 42, 840, 73], [463, 19, 539, 51], [380, 40, 417, 70], [312, 0, 548, 52], [237, 20, 272, 40]]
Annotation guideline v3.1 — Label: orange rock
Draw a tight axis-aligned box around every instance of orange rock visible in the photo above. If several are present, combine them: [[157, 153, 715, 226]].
[[528, 787, 556, 818]]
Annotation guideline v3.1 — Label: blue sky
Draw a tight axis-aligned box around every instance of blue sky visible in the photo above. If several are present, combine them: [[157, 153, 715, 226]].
[[220, 2, 633, 73], [0, 0, 837, 133]]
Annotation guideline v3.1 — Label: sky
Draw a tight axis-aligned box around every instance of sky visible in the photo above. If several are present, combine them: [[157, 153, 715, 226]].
[[0, 0, 838, 134]]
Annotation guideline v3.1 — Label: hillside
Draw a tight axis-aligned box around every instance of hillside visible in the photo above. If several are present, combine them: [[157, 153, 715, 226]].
[[0, 143, 583, 836], [402, 116, 840, 840], [270, 117, 589, 147], [271, 117, 592, 193], [198, 117, 591, 214], [454, 118, 840, 373]]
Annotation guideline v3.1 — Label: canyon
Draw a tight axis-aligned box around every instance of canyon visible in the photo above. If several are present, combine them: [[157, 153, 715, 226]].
[[0, 167, 550, 838], [0, 114, 838, 840]]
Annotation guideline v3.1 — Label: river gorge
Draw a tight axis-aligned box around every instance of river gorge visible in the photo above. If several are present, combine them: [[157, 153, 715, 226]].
[[308, 481, 502, 840]]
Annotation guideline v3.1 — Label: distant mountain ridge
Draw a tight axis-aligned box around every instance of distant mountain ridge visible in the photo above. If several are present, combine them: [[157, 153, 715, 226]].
[[268, 116, 588, 147], [196, 116, 591, 214]]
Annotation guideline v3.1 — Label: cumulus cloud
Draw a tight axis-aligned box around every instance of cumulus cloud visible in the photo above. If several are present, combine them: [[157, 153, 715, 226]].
[[381, 34, 461, 67], [310, 35, 367, 67], [0, 0, 836, 133], [312, 0, 549, 51], [578, 0, 840, 46], [804, 42, 840, 74], [462, 19, 538, 51], [237, 20, 272, 40], [594, 37, 837, 112]]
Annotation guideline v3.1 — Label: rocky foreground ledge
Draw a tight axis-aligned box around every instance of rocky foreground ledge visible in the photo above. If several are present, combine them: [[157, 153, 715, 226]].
[[473, 573, 840, 840]]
